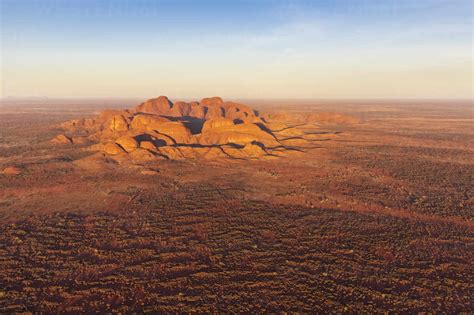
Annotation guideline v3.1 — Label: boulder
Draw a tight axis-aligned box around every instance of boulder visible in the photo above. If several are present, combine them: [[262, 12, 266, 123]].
[[2, 166, 22, 175]]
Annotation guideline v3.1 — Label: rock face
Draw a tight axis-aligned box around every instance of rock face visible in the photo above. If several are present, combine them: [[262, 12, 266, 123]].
[[55, 96, 352, 163], [108, 115, 130, 132], [103, 143, 124, 155], [130, 114, 171, 132], [201, 118, 234, 133], [116, 136, 139, 152]]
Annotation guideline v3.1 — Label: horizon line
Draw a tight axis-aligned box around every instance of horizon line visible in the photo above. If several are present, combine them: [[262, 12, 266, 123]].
[[1, 96, 472, 102]]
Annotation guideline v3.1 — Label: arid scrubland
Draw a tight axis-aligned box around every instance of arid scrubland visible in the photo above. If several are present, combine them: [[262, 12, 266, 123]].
[[0, 99, 472, 312]]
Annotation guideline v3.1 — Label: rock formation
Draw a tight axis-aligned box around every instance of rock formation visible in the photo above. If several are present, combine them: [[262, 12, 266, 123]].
[[51, 134, 73, 144], [1, 167, 23, 175], [54, 96, 355, 164]]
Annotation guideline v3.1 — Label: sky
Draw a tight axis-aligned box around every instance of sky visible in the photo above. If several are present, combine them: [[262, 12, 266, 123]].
[[0, 0, 472, 99]]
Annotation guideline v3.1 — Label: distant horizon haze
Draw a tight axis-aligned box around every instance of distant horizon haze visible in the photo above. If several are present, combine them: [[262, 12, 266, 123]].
[[1, 0, 472, 99]]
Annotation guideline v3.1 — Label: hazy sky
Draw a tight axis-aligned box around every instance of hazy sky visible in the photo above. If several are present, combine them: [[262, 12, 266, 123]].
[[1, 0, 472, 99]]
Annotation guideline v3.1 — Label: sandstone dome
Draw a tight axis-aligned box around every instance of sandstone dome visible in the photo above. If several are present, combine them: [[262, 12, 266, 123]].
[[189, 104, 207, 119], [54, 95, 349, 164], [200, 97, 224, 107], [169, 101, 192, 117], [136, 96, 173, 114]]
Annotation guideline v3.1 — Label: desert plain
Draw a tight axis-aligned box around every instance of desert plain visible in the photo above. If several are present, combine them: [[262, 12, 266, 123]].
[[0, 97, 472, 312]]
